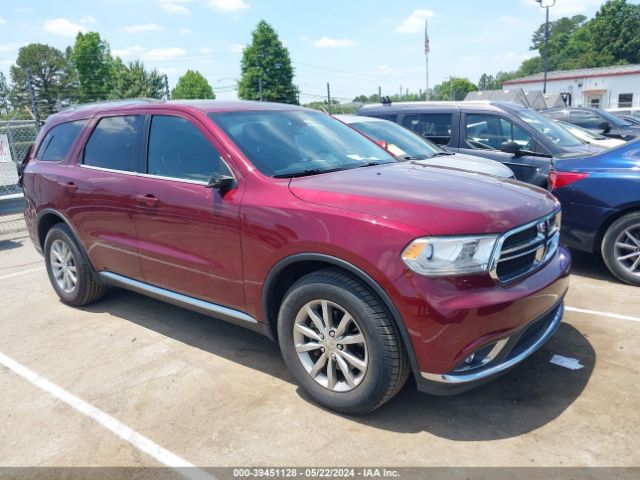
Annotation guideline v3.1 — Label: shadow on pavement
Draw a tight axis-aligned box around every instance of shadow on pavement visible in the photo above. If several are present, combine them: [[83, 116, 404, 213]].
[[569, 248, 619, 284], [82, 288, 594, 441], [0, 238, 24, 251]]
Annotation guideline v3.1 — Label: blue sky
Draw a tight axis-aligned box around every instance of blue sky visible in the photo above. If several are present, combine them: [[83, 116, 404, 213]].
[[0, 0, 624, 102]]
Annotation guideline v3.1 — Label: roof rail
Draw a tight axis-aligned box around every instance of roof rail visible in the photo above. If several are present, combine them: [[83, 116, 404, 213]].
[[60, 98, 162, 113]]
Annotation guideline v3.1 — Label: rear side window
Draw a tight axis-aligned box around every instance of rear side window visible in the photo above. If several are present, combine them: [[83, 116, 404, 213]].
[[83, 115, 142, 172], [568, 110, 603, 129], [37, 120, 86, 162], [147, 115, 230, 182], [401, 113, 453, 146]]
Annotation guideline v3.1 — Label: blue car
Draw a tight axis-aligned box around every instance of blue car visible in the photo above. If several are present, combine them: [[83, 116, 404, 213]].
[[550, 140, 640, 285]]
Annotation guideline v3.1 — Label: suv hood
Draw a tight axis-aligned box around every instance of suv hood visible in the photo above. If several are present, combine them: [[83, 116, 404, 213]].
[[289, 162, 558, 236]]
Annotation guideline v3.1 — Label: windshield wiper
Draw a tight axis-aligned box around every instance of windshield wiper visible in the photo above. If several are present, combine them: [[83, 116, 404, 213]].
[[273, 167, 349, 179], [430, 151, 455, 157], [402, 155, 429, 161]]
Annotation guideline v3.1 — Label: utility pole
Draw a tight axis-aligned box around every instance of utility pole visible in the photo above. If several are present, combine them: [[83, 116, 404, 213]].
[[378, 86, 382, 102], [327, 82, 332, 114], [258, 77, 264, 101], [26, 69, 40, 129], [450, 76, 454, 101], [163, 75, 170, 100], [535, 0, 556, 94], [424, 19, 430, 101]]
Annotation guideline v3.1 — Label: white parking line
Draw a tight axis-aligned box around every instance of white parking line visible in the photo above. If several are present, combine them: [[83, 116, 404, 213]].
[[0, 351, 215, 480], [0, 267, 45, 280], [566, 306, 640, 323]]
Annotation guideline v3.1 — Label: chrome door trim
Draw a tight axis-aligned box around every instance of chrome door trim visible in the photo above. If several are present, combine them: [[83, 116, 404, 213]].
[[99, 271, 258, 324]]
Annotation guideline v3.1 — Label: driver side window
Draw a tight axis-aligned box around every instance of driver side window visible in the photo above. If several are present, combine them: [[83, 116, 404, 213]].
[[147, 115, 231, 182], [465, 114, 533, 151]]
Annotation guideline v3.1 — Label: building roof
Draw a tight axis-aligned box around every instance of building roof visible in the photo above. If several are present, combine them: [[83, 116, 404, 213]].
[[464, 88, 530, 107], [503, 64, 640, 85]]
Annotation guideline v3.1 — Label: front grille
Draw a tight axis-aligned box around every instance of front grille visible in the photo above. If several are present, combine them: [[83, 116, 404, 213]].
[[492, 211, 561, 283], [509, 303, 562, 358]]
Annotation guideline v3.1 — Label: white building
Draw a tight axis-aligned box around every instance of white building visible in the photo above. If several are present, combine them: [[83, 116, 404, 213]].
[[502, 64, 640, 109]]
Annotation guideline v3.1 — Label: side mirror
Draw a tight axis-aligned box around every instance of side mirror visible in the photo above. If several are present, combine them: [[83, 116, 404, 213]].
[[205, 174, 235, 192], [598, 121, 611, 133], [500, 140, 522, 155]]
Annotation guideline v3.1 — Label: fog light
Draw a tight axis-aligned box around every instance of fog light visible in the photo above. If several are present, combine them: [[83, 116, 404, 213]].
[[464, 353, 475, 365]]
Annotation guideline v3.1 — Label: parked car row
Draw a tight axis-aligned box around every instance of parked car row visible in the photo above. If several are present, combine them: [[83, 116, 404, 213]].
[[356, 100, 640, 286], [543, 106, 640, 141], [20, 99, 571, 414]]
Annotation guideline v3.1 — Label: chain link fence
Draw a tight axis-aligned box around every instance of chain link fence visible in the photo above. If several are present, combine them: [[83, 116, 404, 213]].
[[0, 117, 38, 198]]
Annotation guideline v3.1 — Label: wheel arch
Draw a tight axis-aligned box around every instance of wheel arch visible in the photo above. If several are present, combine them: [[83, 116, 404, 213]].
[[595, 204, 640, 253], [261, 253, 421, 380]]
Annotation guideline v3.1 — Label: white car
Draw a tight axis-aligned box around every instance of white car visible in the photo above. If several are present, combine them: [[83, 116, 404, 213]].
[[556, 120, 626, 149], [336, 115, 515, 178]]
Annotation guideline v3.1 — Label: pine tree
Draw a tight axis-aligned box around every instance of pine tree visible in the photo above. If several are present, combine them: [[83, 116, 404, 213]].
[[238, 20, 297, 104]]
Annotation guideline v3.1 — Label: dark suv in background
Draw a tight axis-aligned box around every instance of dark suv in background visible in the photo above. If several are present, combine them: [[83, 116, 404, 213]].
[[358, 101, 599, 186], [543, 107, 640, 141]]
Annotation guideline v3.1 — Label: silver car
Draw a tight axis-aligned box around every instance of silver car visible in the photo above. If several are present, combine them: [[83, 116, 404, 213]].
[[336, 115, 514, 178]]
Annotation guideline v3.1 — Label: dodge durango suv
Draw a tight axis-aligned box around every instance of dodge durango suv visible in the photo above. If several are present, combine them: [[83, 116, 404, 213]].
[[20, 100, 571, 414]]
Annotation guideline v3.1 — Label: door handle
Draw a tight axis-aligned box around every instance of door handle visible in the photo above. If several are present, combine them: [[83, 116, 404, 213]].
[[65, 182, 78, 193], [136, 194, 159, 207]]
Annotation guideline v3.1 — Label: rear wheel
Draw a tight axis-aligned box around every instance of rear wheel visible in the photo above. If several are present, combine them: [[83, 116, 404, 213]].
[[44, 224, 106, 306], [277, 269, 409, 415], [601, 212, 640, 286]]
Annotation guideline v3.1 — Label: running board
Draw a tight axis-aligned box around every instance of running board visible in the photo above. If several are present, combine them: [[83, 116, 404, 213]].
[[98, 272, 264, 334]]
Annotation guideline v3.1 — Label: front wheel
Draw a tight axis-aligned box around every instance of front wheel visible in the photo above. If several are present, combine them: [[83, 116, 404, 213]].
[[601, 212, 640, 286], [277, 269, 409, 415]]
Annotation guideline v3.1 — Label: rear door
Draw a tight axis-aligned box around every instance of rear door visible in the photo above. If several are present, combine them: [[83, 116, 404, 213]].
[[60, 113, 144, 279], [131, 111, 245, 309], [399, 111, 457, 148], [458, 112, 543, 184]]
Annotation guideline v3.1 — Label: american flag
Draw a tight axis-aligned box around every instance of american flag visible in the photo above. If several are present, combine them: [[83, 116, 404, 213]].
[[424, 19, 430, 54]]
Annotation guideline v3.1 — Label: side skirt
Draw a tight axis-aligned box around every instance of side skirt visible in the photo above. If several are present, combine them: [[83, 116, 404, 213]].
[[98, 272, 268, 336]]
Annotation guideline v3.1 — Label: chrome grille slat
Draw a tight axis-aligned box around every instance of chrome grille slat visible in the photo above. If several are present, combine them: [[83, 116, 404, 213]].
[[490, 211, 561, 283]]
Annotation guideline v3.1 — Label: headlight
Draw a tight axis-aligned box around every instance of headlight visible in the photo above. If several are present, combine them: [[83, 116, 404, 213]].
[[401, 235, 499, 276]]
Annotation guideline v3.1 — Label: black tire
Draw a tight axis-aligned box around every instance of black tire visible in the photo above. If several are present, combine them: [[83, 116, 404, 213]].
[[44, 224, 106, 306], [277, 268, 410, 415], [601, 212, 640, 286]]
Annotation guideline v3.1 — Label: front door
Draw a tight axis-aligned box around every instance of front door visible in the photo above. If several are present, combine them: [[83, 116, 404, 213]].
[[131, 112, 245, 310], [458, 113, 541, 184]]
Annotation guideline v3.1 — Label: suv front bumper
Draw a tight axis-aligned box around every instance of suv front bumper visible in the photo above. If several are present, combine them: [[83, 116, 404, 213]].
[[417, 300, 564, 395]]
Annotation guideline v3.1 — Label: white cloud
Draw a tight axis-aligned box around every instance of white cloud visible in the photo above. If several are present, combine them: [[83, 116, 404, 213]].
[[314, 37, 357, 48], [462, 56, 477, 62], [80, 15, 97, 24], [115, 46, 187, 61], [0, 43, 19, 54], [125, 23, 163, 34], [200, 47, 213, 54], [521, 0, 602, 16], [229, 43, 245, 53], [43, 18, 87, 37], [159, 66, 178, 75], [180, 28, 191, 34], [395, 9, 435, 34], [209, 0, 249, 12], [0, 17, 5, 24], [160, 0, 191, 15]]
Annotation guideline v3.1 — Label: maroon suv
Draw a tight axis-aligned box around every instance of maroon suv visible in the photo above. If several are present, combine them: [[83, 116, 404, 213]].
[[20, 100, 570, 414]]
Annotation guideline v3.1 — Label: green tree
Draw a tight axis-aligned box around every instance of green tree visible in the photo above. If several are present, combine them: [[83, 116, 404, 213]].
[[70, 32, 114, 102], [9, 43, 78, 117], [478, 73, 496, 91], [238, 20, 297, 104], [171, 70, 215, 99], [109, 59, 164, 99], [0, 72, 9, 114], [584, 0, 640, 65], [431, 77, 478, 101]]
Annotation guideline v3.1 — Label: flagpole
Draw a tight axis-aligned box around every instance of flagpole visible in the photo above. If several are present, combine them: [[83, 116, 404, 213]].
[[425, 19, 430, 101]]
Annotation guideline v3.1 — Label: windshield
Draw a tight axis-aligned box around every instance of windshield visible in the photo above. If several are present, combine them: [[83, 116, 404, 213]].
[[558, 121, 607, 140], [516, 109, 584, 148], [597, 108, 632, 127], [209, 110, 397, 177], [348, 119, 443, 159]]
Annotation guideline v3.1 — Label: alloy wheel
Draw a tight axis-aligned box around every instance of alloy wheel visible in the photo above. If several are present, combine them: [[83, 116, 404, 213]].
[[613, 225, 640, 277], [50, 239, 78, 294], [292, 299, 368, 392]]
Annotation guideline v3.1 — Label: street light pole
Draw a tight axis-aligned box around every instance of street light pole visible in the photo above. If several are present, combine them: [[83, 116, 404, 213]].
[[535, 0, 556, 94]]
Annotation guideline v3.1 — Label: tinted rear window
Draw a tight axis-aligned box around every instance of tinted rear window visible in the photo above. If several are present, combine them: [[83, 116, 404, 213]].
[[83, 116, 142, 172], [37, 120, 86, 162]]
